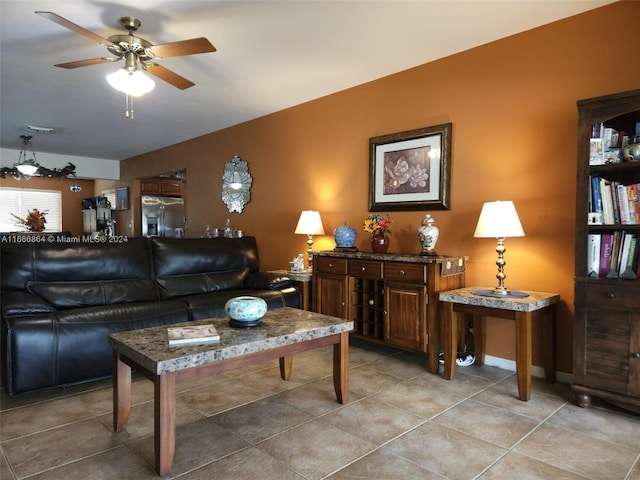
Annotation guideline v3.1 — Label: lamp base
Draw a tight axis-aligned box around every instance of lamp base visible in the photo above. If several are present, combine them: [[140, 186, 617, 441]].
[[471, 288, 529, 299]]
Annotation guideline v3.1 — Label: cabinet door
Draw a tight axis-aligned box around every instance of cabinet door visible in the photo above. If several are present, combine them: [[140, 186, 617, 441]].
[[315, 273, 348, 319], [384, 282, 426, 352], [576, 305, 639, 397], [161, 178, 183, 196], [82, 209, 96, 233], [140, 179, 162, 194]]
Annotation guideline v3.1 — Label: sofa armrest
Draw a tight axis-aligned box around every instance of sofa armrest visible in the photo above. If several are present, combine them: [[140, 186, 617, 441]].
[[1, 291, 57, 317], [243, 272, 293, 290]]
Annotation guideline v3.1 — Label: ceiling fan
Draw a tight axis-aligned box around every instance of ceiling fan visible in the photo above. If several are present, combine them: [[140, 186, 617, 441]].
[[35, 11, 216, 91]]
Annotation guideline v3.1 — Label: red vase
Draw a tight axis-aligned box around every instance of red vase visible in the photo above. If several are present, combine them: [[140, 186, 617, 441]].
[[371, 235, 390, 253]]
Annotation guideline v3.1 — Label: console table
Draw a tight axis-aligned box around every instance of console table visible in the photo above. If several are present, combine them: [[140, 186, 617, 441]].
[[313, 251, 466, 373], [439, 287, 559, 401]]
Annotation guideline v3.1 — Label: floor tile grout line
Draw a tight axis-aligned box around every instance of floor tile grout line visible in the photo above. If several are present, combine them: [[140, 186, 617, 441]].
[[624, 453, 640, 480], [468, 399, 571, 479]]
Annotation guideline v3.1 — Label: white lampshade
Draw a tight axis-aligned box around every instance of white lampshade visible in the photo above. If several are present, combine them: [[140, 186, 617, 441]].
[[106, 68, 155, 97], [474, 201, 525, 238], [294, 210, 325, 235]]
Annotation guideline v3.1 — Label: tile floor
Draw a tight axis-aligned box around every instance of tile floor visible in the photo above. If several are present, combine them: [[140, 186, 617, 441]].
[[1, 339, 639, 479]]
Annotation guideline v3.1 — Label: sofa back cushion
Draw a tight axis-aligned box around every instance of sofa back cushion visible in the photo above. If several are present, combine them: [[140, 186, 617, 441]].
[[0, 237, 152, 291], [26, 279, 158, 309], [150, 237, 261, 276], [155, 268, 249, 300]]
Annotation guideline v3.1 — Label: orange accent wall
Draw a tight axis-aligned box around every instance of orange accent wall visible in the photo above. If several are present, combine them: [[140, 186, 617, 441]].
[[121, 2, 640, 373], [0, 176, 94, 235]]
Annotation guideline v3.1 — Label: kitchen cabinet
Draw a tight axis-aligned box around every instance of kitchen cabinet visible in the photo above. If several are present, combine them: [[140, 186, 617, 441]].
[[140, 177, 183, 196]]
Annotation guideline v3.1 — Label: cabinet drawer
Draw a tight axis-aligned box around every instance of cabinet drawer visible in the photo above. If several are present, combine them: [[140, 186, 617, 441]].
[[348, 260, 382, 278], [581, 283, 640, 309], [315, 257, 347, 274], [384, 263, 426, 283]]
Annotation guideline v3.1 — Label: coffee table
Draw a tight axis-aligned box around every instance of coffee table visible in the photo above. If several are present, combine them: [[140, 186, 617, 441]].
[[108, 307, 353, 475]]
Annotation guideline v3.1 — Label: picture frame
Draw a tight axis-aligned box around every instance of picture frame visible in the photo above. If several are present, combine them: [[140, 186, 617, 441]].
[[369, 123, 452, 211], [116, 187, 130, 211]]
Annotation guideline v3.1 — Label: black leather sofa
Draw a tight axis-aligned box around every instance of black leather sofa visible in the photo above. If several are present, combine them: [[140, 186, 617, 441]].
[[0, 236, 300, 396]]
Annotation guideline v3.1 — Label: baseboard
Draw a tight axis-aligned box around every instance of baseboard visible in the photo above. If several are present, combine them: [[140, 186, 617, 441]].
[[483, 354, 573, 385]]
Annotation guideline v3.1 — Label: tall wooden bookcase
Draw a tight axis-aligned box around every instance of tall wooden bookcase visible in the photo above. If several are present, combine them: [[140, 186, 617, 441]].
[[573, 89, 640, 412]]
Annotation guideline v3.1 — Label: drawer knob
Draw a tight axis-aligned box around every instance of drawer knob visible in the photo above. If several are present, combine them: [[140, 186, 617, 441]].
[[368, 299, 374, 306], [328, 263, 333, 268], [632, 352, 640, 359], [400, 269, 405, 275], [362, 266, 366, 271], [606, 292, 615, 299]]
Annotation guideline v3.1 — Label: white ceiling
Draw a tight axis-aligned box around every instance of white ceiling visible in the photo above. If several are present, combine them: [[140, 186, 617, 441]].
[[0, 0, 614, 162]]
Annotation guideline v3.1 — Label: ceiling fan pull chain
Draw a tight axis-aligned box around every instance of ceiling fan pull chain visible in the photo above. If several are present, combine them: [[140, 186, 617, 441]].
[[125, 94, 133, 119]]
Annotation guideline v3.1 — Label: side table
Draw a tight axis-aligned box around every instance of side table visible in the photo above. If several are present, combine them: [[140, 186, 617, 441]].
[[272, 269, 312, 311], [439, 287, 559, 401]]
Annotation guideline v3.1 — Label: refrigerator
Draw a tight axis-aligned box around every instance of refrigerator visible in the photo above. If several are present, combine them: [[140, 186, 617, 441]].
[[141, 195, 186, 237]]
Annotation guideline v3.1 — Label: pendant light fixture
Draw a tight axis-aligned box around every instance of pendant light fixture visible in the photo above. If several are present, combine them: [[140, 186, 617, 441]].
[[15, 135, 41, 176]]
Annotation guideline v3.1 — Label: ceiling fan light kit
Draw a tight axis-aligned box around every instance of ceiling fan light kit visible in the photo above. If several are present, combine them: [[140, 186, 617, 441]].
[[35, 11, 216, 118], [106, 51, 155, 97]]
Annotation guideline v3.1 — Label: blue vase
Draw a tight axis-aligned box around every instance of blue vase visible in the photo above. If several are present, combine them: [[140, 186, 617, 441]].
[[334, 222, 356, 248]]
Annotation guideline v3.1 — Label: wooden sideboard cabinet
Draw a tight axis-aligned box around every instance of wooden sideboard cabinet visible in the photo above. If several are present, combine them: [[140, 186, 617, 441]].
[[313, 251, 466, 373]]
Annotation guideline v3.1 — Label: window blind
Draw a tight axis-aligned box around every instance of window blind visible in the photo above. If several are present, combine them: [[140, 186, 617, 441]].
[[0, 187, 62, 232]]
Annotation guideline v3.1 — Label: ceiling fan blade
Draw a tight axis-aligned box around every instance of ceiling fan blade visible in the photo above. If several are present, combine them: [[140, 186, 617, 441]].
[[35, 11, 116, 47], [145, 63, 195, 90], [149, 38, 216, 59], [54, 57, 119, 69]]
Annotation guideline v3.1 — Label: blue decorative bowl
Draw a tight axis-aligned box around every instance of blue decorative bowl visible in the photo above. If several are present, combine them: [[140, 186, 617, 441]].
[[225, 296, 267, 326], [334, 222, 356, 248]]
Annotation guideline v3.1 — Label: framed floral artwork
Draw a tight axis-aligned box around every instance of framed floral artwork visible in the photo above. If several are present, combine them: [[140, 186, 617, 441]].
[[368, 123, 452, 211]]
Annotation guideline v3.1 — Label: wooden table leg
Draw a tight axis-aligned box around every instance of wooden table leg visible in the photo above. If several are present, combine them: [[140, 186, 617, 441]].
[[155, 372, 177, 476], [333, 331, 349, 404], [514, 311, 533, 401], [541, 307, 557, 384], [442, 302, 457, 380], [279, 356, 293, 380], [113, 351, 131, 432], [473, 314, 485, 366]]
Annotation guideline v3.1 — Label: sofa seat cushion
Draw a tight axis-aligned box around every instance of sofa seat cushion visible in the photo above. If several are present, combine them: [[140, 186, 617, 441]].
[[5, 301, 190, 395], [155, 268, 249, 300], [26, 279, 158, 309]]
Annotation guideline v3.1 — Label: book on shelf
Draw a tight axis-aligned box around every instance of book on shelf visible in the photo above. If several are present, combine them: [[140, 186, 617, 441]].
[[628, 184, 640, 224], [603, 128, 615, 147], [591, 176, 602, 215], [599, 233, 614, 277], [589, 138, 605, 165], [167, 324, 220, 346], [606, 231, 623, 279], [617, 183, 631, 224], [619, 234, 638, 280], [600, 178, 615, 224], [587, 234, 600, 278]]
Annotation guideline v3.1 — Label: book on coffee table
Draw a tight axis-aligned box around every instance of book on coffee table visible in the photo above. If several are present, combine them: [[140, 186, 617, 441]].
[[167, 324, 220, 346]]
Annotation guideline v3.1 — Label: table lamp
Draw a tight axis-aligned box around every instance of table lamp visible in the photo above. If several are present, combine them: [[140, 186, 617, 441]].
[[294, 210, 325, 269], [473, 200, 525, 296]]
